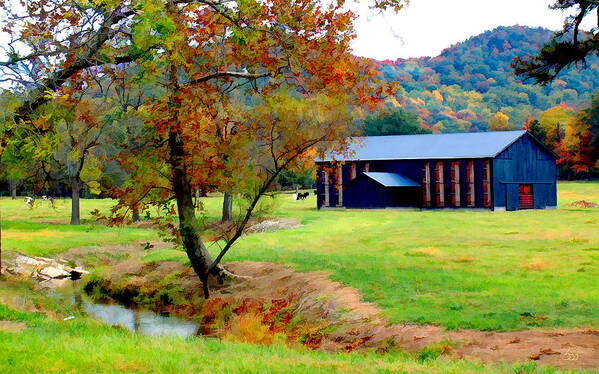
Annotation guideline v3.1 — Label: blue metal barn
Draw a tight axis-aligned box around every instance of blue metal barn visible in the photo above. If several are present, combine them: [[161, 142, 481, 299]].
[[315, 130, 558, 211]]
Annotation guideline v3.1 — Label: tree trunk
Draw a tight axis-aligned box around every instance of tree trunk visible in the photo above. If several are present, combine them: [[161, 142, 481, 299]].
[[168, 130, 218, 296], [194, 189, 201, 209], [9, 180, 17, 200], [132, 206, 140, 223], [70, 177, 81, 225], [163, 25, 222, 297], [222, 191, 233, 222]]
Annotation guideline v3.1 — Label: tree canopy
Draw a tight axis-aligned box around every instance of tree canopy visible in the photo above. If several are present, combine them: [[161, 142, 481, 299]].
[[375, 26, 599, 132], [0, 0, 405, 292], [361, 107, 430, 136]]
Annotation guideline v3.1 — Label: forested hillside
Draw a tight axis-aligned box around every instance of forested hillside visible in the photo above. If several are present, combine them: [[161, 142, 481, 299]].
[[375, 26, 599, 133]]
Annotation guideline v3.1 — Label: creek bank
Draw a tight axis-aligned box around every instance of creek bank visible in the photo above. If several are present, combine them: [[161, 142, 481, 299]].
[[84, 260, 599, 370]]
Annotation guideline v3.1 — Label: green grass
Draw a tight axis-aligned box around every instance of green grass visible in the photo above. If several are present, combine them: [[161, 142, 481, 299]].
[[0, 281, 569, 373], [214, 182, 599, 331], [2, 183, 599, 331], [1, 197, 160, 257], [1, 184, 599, 372]]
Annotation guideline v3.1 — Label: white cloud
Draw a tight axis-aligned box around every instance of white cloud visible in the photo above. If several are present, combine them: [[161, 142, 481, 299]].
[[350, 0, 597, 60]]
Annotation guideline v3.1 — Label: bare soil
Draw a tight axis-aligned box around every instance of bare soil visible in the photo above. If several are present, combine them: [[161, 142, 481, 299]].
[[0, 321, 26, 333], [570, 200, 598, 208], [245, 217, 302, 233], [87, 258, 599, 370]]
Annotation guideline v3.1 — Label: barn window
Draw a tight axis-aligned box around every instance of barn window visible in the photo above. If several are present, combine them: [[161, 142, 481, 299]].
[[336, 165, 343, 206], [483, 160, 491, 208], [435, 162, 445, 207], [363, 162, 370, 172], [323, 169, 330, 207], [422, 162, 431, 207], [466, 161, 475, 207], [350, 163, 357, 180], [451, 161, 460, 207]]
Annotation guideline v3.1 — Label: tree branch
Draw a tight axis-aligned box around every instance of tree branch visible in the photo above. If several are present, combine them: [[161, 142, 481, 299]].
[[184, 71, 272, 86], [206, 137, 323, 274]]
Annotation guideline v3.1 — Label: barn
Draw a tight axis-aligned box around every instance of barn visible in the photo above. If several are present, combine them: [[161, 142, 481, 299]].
[[315, 130, 558, 211]]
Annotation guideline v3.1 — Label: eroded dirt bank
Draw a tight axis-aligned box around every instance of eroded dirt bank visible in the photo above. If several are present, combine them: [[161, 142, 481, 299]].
[[84, 259, 599, 370]]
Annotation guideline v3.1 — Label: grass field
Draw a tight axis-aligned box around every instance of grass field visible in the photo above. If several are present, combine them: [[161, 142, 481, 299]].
[[2, 182, 599, 331], [1, 182, 598, 372], [150, 182, 599, 331], [1, 198, 159, 257], [0, 280, 568, 373]]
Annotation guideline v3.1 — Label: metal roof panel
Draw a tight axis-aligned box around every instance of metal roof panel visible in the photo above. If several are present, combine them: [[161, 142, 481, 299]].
[[317, 130, 528, 161], [362, 172, 421, 187]]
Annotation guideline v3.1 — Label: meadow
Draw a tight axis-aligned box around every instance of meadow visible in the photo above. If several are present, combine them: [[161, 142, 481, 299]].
[[136, 181, 599, 331], [1, 182, 598, 372], [2, 182, 599, 331], [0, 280, 549, 374]]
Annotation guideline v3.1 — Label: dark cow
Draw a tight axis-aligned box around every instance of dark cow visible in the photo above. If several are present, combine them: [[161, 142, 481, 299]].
[[296, 192, 310, 200]]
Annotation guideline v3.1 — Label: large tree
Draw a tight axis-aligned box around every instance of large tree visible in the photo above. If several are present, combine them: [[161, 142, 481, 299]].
[[1, 0, 405, 293]]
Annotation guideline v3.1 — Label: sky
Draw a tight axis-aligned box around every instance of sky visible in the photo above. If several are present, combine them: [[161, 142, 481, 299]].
[[350, 0, 597, 60]]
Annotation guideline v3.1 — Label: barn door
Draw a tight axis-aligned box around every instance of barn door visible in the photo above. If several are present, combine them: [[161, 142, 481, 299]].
[[519, 184, 534, 210]]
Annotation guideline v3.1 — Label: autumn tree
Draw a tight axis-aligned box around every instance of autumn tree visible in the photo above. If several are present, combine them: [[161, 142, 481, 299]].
[[117, 0, 401, 296], [488, 111, 512, 131], [564, 92, 599, 176], [1, 0, 405, 293], [539, 104, 575, 151], [524, 118, 547, 143]]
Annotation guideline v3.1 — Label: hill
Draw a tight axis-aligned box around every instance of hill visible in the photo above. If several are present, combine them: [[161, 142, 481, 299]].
[[374, 26, 599, 132]]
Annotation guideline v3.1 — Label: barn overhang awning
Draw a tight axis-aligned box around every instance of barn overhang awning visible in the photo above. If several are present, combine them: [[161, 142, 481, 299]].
[[362, 172, 421, 187]]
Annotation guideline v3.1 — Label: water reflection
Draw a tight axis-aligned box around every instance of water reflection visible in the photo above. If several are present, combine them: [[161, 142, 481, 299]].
[[83, 302, 200, 338], [52, 279, 199, 338]]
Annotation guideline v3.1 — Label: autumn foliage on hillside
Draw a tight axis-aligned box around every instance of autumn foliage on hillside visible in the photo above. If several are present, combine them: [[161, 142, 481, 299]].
[[373, 26, 599, 134]]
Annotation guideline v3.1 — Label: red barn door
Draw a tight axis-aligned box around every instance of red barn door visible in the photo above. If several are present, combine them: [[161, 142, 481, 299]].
[[519, 184, 534, 210]]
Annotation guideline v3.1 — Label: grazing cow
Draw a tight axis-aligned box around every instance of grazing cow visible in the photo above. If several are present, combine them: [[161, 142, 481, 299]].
[[296, 192, 309, 200]]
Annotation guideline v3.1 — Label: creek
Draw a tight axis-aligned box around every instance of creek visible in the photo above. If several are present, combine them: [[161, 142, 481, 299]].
[[51, 280, 200, 338]]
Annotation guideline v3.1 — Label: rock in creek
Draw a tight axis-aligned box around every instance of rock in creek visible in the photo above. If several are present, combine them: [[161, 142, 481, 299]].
[[5, 255, 89, 283]]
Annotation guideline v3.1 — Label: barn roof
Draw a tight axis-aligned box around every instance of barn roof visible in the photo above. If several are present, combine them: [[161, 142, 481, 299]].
[[317, 130, 555, 161], [361, 172, 421, 187]]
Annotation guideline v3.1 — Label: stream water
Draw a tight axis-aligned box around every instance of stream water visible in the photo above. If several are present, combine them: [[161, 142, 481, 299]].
[[83, 302, 200, 338], [53, 280, 200, 338]]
